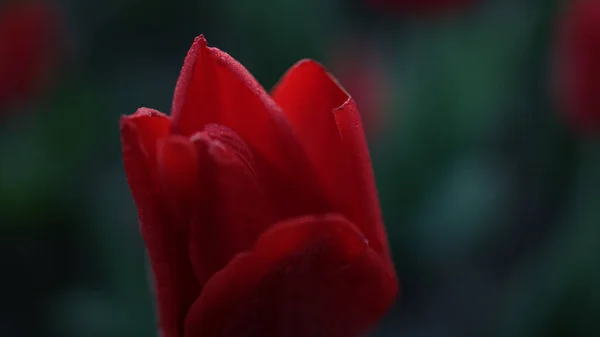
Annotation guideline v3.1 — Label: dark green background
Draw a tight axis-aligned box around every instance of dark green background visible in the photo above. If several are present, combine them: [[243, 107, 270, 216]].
[[1, 0, 598, 336]]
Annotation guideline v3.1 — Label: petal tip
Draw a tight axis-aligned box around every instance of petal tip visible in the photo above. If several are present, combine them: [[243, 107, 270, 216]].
[[120, 108, 170, 140], [287, 58, 329, 78], [195, 34, 208, 48], [136, 107, 164, 117], [129, 107, 165, 118], [284, 58, 352, 110], [121, 107, 166, 124], [295, 58, 324, 68]]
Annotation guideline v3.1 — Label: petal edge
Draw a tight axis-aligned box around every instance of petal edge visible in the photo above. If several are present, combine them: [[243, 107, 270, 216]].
[[184, 214, 398, 337]]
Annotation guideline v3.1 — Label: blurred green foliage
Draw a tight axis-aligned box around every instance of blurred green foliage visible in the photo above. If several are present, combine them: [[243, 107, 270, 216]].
[[0, 0, 598, 336]]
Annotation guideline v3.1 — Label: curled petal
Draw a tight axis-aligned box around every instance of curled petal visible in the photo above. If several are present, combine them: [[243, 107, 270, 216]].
[[333, 99, 393, 265], [271, 60, 354, 215], [184, 214, 398, 337], [272, 61, 392, 265]]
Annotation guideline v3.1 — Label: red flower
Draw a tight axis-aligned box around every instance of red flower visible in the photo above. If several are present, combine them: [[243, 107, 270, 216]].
[[555, 0, 600, 133], [368, 0, 475, 15], [0, 1, 60, 109], [120, 36, 398, 337]]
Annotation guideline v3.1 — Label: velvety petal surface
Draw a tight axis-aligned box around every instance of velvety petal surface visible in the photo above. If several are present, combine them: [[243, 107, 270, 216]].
[[271, 61, 392, 264], [333, 98, 393, 264], [122, 37, 398, 337], [121, 108, 199, 337], [187, 124, 277, 287], [271, 60, 354, 217], [156, 135, 201, 231], [183, 214, 398, 337], [170, 36, 324, 209]]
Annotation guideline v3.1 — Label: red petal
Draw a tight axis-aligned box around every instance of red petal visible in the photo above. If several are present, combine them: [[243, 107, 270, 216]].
[[171, 37, 321, 197], [170, 36, 218, 133], [183, 214, 398, 337], [120, 108, 199, 337], [334, 98, 394, 265], [271, 60, 392, 265], [156, 135, 200, 232], [271, 60, 353, 213], [188, 124, 277, 287], [120, 108, 170, 216]]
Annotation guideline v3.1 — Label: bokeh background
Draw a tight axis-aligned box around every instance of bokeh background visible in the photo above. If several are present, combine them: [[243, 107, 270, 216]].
[[1, 0, 599, 336]]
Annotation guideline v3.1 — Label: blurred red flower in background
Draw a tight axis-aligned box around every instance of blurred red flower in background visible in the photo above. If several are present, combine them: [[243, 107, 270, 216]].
[[330, 37, 390, 136], [0, 1, 60, 110], [555, 0, 600, 133], [367, 0, 476, 15], [121, 36, 398, 337]]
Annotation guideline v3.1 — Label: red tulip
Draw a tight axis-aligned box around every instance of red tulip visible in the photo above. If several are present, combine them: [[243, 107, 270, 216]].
[[555, 0, 600, 132], [368, 0, 475, 15], [0, 1, 60, 110], [120, 36, 398, 337]]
